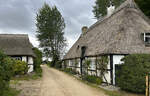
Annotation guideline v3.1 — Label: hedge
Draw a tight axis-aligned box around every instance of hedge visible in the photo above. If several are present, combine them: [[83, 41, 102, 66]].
[[116, 54, 150, 93]]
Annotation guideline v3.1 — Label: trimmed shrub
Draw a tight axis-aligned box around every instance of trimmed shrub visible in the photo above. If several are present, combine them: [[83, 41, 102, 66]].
[[116, 54, 150, 93], [83, 75, 102, 85]]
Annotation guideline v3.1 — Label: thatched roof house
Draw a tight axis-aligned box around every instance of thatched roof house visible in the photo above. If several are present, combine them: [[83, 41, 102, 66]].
[[0, 34, 35, 73], [64, 0, 150, 60], [0, 34, 35, 56], [63, 0, 150, 85]]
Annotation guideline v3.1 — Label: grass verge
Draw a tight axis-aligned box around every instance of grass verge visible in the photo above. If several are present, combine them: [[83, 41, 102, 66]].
[[2, 88, 20, 96]]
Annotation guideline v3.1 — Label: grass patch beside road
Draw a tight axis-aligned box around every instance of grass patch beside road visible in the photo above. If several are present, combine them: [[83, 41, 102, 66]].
[[12, 73, 41, 81], [12, 67, 42, 81], [2, 88, 20, 96]]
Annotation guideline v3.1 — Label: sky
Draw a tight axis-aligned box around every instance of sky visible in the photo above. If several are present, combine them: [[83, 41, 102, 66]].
[[0, 0, 96, 50]]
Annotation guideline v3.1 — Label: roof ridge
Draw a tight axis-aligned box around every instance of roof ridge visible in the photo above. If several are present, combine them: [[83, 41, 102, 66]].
[[0, 34, 28, 35], [86, 0, 139, 34]]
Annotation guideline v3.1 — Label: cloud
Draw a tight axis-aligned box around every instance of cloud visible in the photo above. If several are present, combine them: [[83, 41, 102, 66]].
[[0, 0, 96, 50]]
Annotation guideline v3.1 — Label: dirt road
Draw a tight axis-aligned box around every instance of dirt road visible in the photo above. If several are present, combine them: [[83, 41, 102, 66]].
[[40, 65, 107, 96]]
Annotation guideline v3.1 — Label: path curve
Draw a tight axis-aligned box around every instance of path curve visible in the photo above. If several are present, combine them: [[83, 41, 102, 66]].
[[40, 65, 107, 96]]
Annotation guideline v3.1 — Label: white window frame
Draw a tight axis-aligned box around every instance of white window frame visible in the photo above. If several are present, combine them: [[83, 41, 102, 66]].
[[144, 33, 150, 44]]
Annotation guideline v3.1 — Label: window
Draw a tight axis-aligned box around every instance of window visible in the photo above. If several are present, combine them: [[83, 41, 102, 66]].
[[81, 46, 86, 58], [12, 57, 22, 60], [144, 33, 150, 44], [90, 59, 95, 70]]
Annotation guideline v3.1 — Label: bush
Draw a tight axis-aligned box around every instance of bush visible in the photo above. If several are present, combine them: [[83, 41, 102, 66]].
[[82, 75, 102, 85], [63, 68, 77, 75], [116, 54, 150, 93], [55, 61, 62, 69], [33, 48, 42, 72], [33, 48, 43, 77], [0, 51, 14, 95], [13, 60, 28, 75], [35, 67, 42, 77]]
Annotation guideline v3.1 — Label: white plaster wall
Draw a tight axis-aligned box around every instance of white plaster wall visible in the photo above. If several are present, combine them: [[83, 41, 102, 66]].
[[22, 56, 27, 62], [28, 57, 34, 64], [28, 65, 34, 73], [76, 59, 81, 74], [103, 71, 111, 84], [28, 57, 34, 73], [113, 55, 124, 85], [69, 60, 71, 67], [90, 58, 96, 70]]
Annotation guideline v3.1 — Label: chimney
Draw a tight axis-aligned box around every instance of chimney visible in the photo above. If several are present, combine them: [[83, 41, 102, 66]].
[[82, 26, 88, 34], [107, 5, 115, 16]]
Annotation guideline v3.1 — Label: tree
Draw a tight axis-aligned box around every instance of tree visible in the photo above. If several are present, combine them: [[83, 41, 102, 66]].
[[36, 3, 66, 67], [93, 0, 150, 19], [136, 0, 150, 18]]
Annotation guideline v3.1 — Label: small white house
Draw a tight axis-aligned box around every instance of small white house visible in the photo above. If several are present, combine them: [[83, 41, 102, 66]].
[[0, 34, 35, 73], [63, 0, 150, 85]]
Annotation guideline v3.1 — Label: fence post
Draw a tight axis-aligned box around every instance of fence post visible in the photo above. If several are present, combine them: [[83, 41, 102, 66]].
[[149, 75, 150, 96], [146, 75, 149, 96]]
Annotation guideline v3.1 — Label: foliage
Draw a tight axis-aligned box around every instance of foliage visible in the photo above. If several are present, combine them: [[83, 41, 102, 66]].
[[84, 59, 91, 68], [33, 47, 43, 76], [2, 88, 20, 96], [93, 0, 110, 19], [13, 60, 28, 75], [47, 61, 52, 67], [54, 60, 62, 69], [36, 3, 66, 67], [74, 59, 78, 68], [84, 59, 91, 75], [63, 68, 77, 75], [0, 51, 14, 95], [97, 56, 108, 78], [136, 0, 150, 18], [82, 75, 102, 85], [116, 54, 150, 93], [34, 67, 42, 77], [93, 0, 150, 19]]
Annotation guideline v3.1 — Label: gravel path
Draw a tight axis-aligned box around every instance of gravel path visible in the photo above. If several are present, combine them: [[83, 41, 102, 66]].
[[40, 65, 107, 96]]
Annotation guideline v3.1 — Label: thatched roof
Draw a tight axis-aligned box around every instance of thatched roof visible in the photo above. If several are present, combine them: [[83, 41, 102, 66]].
[[64, 0, 150, 60], [0, 34, 35, 57]]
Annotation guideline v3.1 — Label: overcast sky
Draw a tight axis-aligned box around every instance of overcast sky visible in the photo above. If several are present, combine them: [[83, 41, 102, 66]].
[[0, 0, 96, 50]]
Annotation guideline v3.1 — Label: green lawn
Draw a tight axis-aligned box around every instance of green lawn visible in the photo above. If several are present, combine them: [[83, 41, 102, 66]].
[[2, 88, 20, 96]]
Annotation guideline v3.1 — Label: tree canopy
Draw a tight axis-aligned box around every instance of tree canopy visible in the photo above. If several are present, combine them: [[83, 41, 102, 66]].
[[36, 3, 66, 66], [93, 0, 150, 19]]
